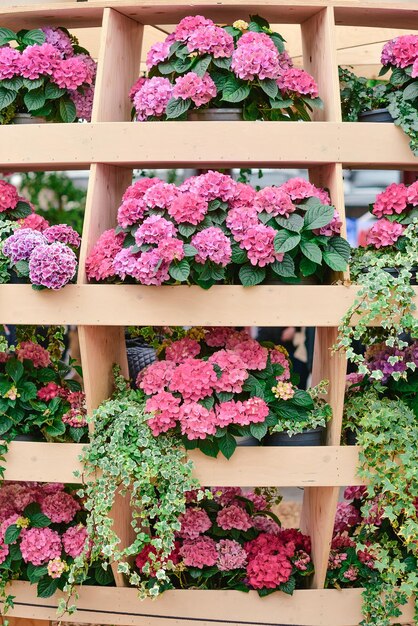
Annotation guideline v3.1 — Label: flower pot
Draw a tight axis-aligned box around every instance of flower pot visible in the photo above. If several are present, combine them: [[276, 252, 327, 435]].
[[12, 433, 42, 442], [12, 113, 46, 125], [264, 426, 326, 446], [361, 266, 418, 285], [345, 428, 358, 446], [358, 108, 393, 123], [187, 108, 243, 121], [126, 338, 156, 386], [235, 435, 259, 446]]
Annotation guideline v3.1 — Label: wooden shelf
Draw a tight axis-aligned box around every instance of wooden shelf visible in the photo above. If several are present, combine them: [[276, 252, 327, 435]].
[[1, 0, 417, 29], [2, 442, 365, 487], [1, 284, 417, 326], [7, 581, 415, 626], [0, 122, 416, 169]]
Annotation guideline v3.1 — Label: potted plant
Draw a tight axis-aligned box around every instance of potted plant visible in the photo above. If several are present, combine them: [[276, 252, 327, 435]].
[[134, 486, 314, 596], [0, 326, 88, 447], [134, 327, 332, 458], [0, 179, 80, 289], [129, 15, 322, 122], [86, 171, 350, 287], [339, 67, 390, 123], [0, 481, 114, 620], [0, 26, 96, 124], [335, 181, 418, 378]]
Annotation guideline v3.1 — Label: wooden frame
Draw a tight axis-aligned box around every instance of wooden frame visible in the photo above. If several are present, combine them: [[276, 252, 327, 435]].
[[1, 0, 417, 623]]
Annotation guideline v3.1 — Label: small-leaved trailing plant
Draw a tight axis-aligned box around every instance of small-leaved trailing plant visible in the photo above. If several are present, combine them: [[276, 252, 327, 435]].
[[335, 181, 418, 378], [134, 326, 332, 458], [334, 387, 418, 626], [63, 367, 198, 611], [339, 67, 388, 122], [134, 486, 314, 596], [130, 15, 322, 122], [0, 26, 96, 123], [86, 171, 350, 288], [0, 178, 80, 289], [0, 326, 88, 461], [0, 481, 114, 624]]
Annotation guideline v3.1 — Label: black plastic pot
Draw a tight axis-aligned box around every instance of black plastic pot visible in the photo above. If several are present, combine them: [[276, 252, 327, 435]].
[[264, 426, 326, 446], [125, 337, 156, 386], [358, 108, 393, 123], [187, 108, 242, 121], [345, 429, 358, 446], [235, 435, 259, 447], [361, 266, 418, 285], [12, 433, 42, 442]]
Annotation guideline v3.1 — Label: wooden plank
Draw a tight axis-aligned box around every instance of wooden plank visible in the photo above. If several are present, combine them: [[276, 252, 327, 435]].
[[7, 582, 415, 626], [3, 285, 417, 326], [1, 442, 365, 486], [0, 123, 416, 169]]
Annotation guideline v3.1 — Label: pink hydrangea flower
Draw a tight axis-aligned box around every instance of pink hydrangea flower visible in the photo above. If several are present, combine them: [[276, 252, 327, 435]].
[[37, 382, 62, 401], [253, 515, 280, 535], [179, 507, 212, 539], [205, 327, 237, 348], [131, 250, 170, 285], [19, 213, 49, 231], [145, 391, 181, 435], [0, 47, 20, 80], [133, 76, 173, 121], [412, 58, 418, 78], [237, 397, 269, 425], [344, 486, 367, 502], [179, 536, 218, 568], [2, 229, 46, 263], [208, 350, 248, 393], [0, 180, 19, 212], [240, 224, 284, 267], [280, 178, 330, 204], [143, 182, 179, 209], [74, 53, 97, 84], [146, 39, 172, 69], [179, 401, 217, 440], [168, 192, 208, 225], [366, 218, 405, 248], [135, 215, 177, 246], [157, 237, 185, 262], [123, 178, 161, 202], [52, 56, 89, 89], [20, 43, 61, 79], [215, 400, 245, 427], [62, 408, 87, 428], [117, 198, 147, 228], [112, 247, 138, 280], [316, 209, 343, 236], [41, 491, 80, 524], [170, 358, 217, 401], [189, 170, 238, 203], [173, 72, 217, 107], [277, 68, 319, 97], [166, 338, 201, 364], [20, 527, 61, 566], [293, 550, 311, 571], [41, 27, 74, 56], [216, 539, 247, 571], [129, 76, 146, 102], [231, 338, 268, 370], [231, 37, 280, 81], [85, 229, 125, 281], [372, 183, 408, 217], [138, 360, 175, 394], [186, 25, 234, 58], [43, 224, 81, 248], [237, 31, 276, 51], [229, 182, 257, 209], [255, 187, 295, 218], [407, 180, 418, 205], [217, 504, 252, 531], [29, 242, 77, 289], [191, 227, 232, 267], [226, 206, 259, 242], [334, 502, 361, 533], [270, 349, 291, 381], [16, 341, 50, 368], [385, 35, 418, 68], [246, 552, 292, 588], [174, 16, 214, 42], [212, 487, 242, 506]]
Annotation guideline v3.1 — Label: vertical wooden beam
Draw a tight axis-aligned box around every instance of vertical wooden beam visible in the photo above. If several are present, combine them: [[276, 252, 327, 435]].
[[301, 6, 341, 122], [92, 7, 143, 123]]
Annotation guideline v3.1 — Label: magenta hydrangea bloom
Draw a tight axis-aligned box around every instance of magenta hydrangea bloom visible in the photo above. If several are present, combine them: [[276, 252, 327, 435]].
[[157, 237, 185, 262], [138, 360, 176, 395], [2, 229, 46, 263], [62, 525, 89, 558], [112, 247, 138, 280], [166, 337, 201, 364], [132, 250, 171, 286], [117, 198, 147, 229], [133, 76, 173, 121], [170, 358, 218, 401], [179, 507, 212, 539], [20, 527, 62, 566], [334, 502, 361, 533], [407, 180, 418, 205], [366, 219, 405, 248], [168, 192, 208, 225], [29, 242, 77, 289], [70, 85, 94, 121], [231, 37, 280, 81], [382, 35, 418, 68], [44, 224, 81, 248], [41, 27, 74, 56], [240, 224, 284, 267], [52, 56, 89, 89], [191, 227, 232, 267], [277, 68, 319, 97], [186, 25, 234, 58], [216, 504, 252, 531], [372, 183, 408, 218], [19, 43, 61, 79], [255, 187, 295, 217], [146, 39, 172, 69], [135, 215, 177, 246], [146, 390, 181, 435], [217, 539, 247, 571], [129, 76, 146, 102], [0, 47, 20, 80], [226, 206, 259, 242], [174, 16, 214, 42], [86, 229, 125, 281], [173, 72, 217, 107], [0, 180, 19, 212]]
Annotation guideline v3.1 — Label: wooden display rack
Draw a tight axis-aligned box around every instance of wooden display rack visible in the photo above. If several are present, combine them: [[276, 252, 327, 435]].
[[0, 1, 417, 625]]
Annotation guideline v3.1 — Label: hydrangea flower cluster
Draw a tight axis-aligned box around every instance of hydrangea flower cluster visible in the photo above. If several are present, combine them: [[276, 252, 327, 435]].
[[0, 26, 96, 123], [130, 15, 321, 122], [365, 181, 418, 249], [86, 171, 348, 287], [136, 326, 321, 458], [381, 35, 418, 70], [135, 487, 313, 594], [0, 481, 109, 595], [2, 220, 80, 289]]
